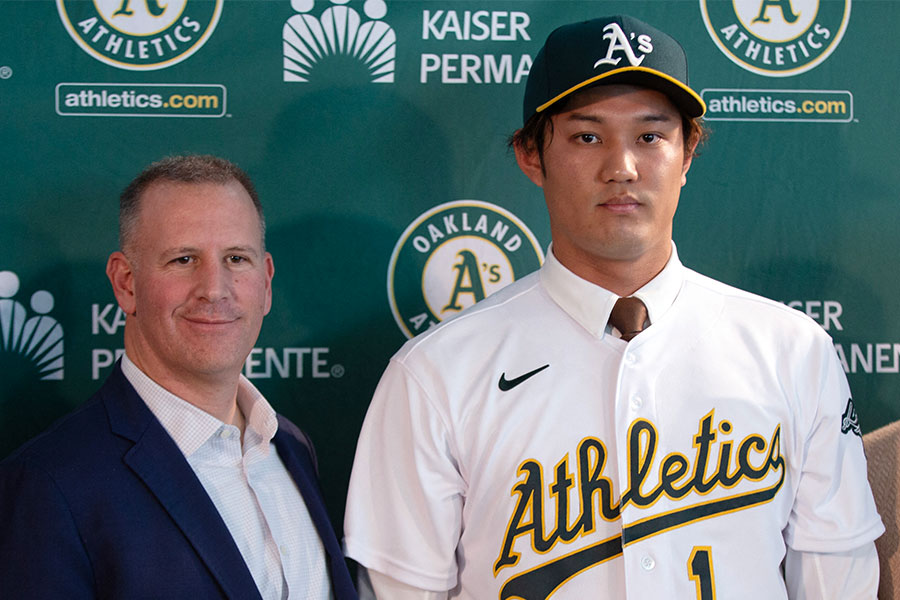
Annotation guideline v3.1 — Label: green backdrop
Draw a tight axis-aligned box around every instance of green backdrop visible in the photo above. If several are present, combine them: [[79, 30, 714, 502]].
[[2, 0, 898, 531]]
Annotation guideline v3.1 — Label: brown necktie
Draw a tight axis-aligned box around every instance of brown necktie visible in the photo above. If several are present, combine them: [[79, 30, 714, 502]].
[[608, 297, 649, 342]]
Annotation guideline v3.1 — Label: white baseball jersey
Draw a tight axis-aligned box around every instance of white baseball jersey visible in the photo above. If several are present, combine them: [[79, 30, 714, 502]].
[[344, 245, 883, 599]]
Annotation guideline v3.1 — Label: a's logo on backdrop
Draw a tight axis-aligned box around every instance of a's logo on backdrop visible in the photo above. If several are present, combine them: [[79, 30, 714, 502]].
[[56, 0, 223, 70], [0, 271, 64, 381], [700, 0, 851, 76], [388, 201, 543, 339], [284, 0, 395, 83]]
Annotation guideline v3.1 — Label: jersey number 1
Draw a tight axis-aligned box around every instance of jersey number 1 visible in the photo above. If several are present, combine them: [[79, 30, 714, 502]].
[[688, 547, 716, 600]]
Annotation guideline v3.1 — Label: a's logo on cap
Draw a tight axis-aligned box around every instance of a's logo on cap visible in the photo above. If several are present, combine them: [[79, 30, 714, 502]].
[[700, 0, 851, 76], [594, 22, 653, 69]]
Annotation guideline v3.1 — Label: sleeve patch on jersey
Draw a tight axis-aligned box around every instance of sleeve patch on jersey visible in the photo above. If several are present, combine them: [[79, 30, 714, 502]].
[[841, 397, 862, 437]]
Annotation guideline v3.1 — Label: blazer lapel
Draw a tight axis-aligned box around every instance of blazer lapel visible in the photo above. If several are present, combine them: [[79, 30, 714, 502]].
[[101, 365, 262, 600]]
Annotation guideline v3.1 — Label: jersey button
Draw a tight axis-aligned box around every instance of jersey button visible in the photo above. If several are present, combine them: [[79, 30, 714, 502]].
[[624, 353, 637, 365], [631, 396, 643, 409], [641, 555, 655, 571]]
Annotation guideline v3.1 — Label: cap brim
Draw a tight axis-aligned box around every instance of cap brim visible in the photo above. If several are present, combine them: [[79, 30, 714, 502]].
[[536, 66, 706, 118]]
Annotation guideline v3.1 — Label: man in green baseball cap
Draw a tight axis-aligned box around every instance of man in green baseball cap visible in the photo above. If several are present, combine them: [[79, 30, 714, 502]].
[[344, 14, 882, 599]]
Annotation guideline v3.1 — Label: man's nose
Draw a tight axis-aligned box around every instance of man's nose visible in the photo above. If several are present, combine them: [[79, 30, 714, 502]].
[[194, 260, 232, 302], [599, 143, 638, 183]]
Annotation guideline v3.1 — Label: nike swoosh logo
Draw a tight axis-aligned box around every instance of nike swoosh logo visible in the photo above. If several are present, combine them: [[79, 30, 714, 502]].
[[498, 364, 550, 391]]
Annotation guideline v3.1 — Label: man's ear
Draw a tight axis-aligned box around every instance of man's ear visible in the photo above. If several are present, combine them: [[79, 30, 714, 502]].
[[263, 252, 274, 316], [106, 251, 137, 316], [514, 137, 545, 188], [681, 141, 697, 187]]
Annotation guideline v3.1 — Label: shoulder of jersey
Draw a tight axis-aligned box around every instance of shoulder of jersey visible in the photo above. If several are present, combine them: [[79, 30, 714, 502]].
[[396, 271, 543, 359], [683, 267, 831, 338]]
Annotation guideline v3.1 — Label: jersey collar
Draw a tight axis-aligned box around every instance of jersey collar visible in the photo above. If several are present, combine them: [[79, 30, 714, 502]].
[[540, 242, 685, 339]]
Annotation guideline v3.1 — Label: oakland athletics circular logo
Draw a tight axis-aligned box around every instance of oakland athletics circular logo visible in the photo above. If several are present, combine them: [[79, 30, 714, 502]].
[[388, 200, 544, 339], [700, 0, 850, 76], [57, 0, 223, 70]]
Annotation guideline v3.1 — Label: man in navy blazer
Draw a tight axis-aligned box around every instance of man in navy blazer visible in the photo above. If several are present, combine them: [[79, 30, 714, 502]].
[[0, 155, 357, 599]]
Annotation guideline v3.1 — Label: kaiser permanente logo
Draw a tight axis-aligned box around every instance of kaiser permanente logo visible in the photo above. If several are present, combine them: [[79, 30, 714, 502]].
[[700, 0, 851, 76], [284, 0, 396, 83], [57, 0, 222, 70], [0, 271, 64, 381], [283, 2, 533, 85], [388, 201, 543, 339]]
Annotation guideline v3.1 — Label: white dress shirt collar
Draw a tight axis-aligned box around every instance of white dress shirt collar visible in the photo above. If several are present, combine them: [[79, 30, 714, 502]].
[[120, 353, 278, 458]]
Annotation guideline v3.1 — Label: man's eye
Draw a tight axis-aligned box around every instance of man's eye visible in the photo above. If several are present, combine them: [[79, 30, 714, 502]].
[[640, 133, 660, 143], [578, 134, 599, 144], [228, 256, 246, 264], [172, 256, 192, 265]]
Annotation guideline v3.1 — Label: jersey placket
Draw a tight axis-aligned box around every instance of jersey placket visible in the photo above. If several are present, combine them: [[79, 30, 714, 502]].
[[612, 336, 666, 597]]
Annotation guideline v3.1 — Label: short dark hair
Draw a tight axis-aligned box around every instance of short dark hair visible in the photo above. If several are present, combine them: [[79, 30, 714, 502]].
[[119, 155, 264, 252], [509, 93, 709, 173]]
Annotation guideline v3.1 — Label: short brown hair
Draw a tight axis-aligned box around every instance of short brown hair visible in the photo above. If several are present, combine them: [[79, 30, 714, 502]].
[[119, 155, 264, 252]]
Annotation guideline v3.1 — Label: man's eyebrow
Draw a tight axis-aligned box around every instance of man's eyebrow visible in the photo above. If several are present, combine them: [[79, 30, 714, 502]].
[[161, 246, 199, 257], [224, 245, 259, 254], [161, 245, 260, 257]]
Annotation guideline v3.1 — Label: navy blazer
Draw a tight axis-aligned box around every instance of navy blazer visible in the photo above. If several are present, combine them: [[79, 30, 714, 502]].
[[0, 364, 357, 599]]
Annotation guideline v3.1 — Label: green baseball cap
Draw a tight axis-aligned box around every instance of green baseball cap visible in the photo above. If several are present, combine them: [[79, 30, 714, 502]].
[[523, 15, 706, 123]]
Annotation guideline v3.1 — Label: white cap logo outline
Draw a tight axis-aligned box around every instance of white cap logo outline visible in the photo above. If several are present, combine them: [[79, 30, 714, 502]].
[[594, 23, 653, 69]]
